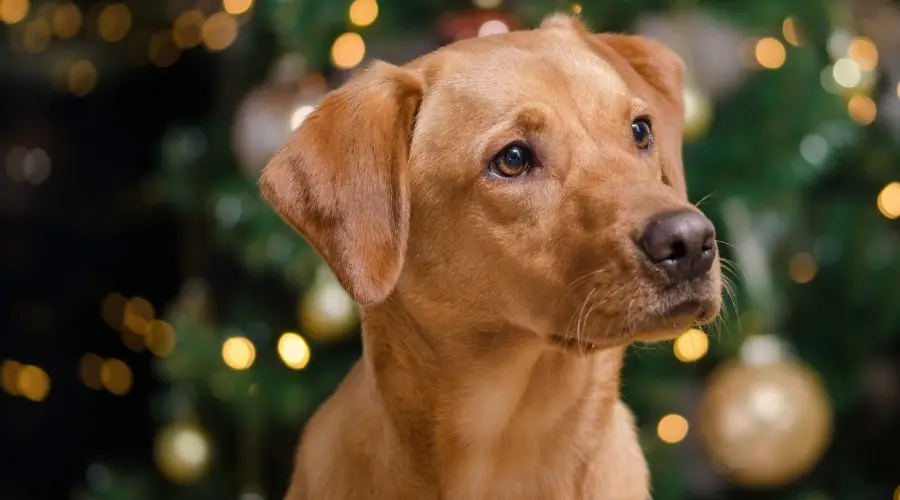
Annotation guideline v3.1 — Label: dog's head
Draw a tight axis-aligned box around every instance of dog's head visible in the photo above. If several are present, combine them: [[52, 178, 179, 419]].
[[261, 14, 722, 352]]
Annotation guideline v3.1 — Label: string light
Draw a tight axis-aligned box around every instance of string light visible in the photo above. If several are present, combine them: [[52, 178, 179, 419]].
[[349, 0, 378, 28], [16, 364, 50, 402], [847, 37, 878, 71], [146, 320, 177, 357], [97, 3, 131, 43], [789, 252, 818, 284], [847, 94, 877, 126], [331, 32, 366, 69], [223, 0, 253, 16], [150, 29, 181, 68], [78, 353, 103, 390], [22, 19, 52, 53], [0, 360, 22, 395], [673, 328, 709, 362], [173, 10, 204, 49], [657, 414, 689, 444], [67, 60, 98, 97], [100, 358, 132, 395], [277, 332, 311, 370], [877, 182, 900, 219], [52, 2, 82, 39], [222, 336, 256, 370], [782, 17, 801, 46], [0, 0, 29, 24], [754, 37, 786, 69], [202, 12, 238, 51]]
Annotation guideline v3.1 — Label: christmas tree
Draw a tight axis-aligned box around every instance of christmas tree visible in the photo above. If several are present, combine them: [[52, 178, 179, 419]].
[[46, 0, 899, 498]]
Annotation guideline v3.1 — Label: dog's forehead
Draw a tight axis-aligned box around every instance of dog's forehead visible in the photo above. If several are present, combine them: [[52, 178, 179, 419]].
[[423, 30, 630, 112]]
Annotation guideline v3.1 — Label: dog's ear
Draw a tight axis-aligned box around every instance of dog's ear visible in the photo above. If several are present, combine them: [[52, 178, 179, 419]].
[[259, 62, 423, 306], [593, 32, 688, 194]]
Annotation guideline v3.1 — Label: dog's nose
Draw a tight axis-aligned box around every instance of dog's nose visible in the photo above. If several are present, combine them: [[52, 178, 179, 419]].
[[638, 209, 716, 282]]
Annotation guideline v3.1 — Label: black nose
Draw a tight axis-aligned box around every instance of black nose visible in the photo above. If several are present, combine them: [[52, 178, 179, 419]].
[[638, 209, 716, 282]]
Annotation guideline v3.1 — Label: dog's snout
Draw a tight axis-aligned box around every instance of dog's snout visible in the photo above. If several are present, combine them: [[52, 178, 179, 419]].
[[638, 209, 716, 282]]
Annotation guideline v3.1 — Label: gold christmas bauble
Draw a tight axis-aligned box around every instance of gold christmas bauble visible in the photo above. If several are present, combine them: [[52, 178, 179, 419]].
[[154, 420, 213, 484], [697, 335, 833, 488], [683, 82, 713, 142], [298, 266, 359, 342]]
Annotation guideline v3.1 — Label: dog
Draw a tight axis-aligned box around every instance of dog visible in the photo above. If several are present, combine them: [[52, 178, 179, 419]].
[[260, 13, 722, 500]]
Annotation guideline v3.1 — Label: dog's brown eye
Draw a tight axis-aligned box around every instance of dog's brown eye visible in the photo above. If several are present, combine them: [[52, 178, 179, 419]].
[[490, 144, 534, 177], [632, 119, 652, 150]]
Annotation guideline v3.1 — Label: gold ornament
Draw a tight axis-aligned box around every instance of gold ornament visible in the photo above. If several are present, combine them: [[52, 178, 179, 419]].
[[232, 53, 324, 178], [697, 335, 833, 488], [683, 81, 713, 142], [298, 265, 359, 342], [154, 420, 213, 484]]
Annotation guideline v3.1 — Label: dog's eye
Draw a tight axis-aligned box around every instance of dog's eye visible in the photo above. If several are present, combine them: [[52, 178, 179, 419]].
[[632, 119, 653, 150], [489, 144, 534, 178]]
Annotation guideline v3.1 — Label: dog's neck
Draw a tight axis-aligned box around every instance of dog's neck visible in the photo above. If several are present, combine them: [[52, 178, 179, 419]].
[[360, 299, 626, 498]]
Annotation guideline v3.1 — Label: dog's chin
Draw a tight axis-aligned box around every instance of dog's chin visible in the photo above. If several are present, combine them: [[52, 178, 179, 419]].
[[548, 280, 721, 355]]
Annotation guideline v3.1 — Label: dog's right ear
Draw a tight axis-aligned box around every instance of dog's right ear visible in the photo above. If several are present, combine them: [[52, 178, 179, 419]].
[[259, 62, 423, 307]]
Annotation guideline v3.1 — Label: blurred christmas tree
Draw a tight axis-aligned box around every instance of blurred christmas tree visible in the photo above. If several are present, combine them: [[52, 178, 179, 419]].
[[68, 0, 899, 498]]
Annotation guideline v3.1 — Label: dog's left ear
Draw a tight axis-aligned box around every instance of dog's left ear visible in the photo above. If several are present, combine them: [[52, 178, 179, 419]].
[[593, 32, 688, 194]]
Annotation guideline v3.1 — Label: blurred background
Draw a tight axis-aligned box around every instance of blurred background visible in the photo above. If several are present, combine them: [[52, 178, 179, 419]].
[[1, 0, 899, 499]]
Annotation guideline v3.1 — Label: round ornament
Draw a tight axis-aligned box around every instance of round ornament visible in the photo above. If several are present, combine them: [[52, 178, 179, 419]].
[[232, 53, 324, 179], [154, 419, 213, 484], [697, 335, 833, 488], [298, 265, 360, 342]]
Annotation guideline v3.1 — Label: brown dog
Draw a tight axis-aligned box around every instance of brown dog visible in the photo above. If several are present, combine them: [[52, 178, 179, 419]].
[[260, 13, 722, 500]]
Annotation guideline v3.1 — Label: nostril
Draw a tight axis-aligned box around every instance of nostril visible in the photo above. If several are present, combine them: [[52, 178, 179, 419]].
[[701, 233, 716, 253], [668, 240, 687, 262]]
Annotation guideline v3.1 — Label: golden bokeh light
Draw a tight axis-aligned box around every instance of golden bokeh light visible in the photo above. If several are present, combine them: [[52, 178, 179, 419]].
[[222, 336, 256, 370], [97, 3, 131, 42], [173, 9, 204, 49], [121, 329, 146, 352], [0, 0, 29, 24], [877, 182, 900, 220], [789, 252, 818, 284], [782, 17, 800, 47], [572, 4, 582, 15], [101, 292, 127, 329], [674, 328, 709, 363], [349, 0, 378, 27], [146, 319, 178, 357], [202, 12, 238, 52], [22, 18, 51, 53], [100, 358, 133, 395], [277, 332, 311, 370], [847, 94, 876, 126], [473, 0, 502, 8], [1, 360, 22, 395], [17, 364, 50, 402], [223, 0, 253, 15], [331, 32, 366, 69], [67, 60, 97, 97], [893, 485, 899, 500], [123, 296, 154, 333], [78, 353, 104, 390], [755, 37, 786, 70], [149, 29, 181, 68], [657, 414, 689, 444], [52, 2, 82, 39], [848, 37, 878, 71]]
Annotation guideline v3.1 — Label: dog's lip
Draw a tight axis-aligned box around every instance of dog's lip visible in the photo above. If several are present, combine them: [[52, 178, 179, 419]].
[[549, 335, 600, 353]]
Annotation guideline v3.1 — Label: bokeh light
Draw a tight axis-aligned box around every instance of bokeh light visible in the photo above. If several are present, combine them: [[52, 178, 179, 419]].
[[847, 94, 876, 126], [78, 353, 104, 390], [97, 3, 131, 43], [67, 60, 98, 97], [782, 17, 801, 47], [0, 0, 29, 24], [847, 37, 878, 71], [277, 332, 311, 370], [202, 12, 238, 51], [349, 0, 378, 27], [222, 336, 256, 370], [755, 37, 786, 69], [674, 328, 709, 362], [789, 252, 818, 284], [100, 358, 132, 395], [331, 32, 365, 69], [52, 2, 82, 39], [17, 364, 50, 402], [22, 19, 51, 53], [877, 182, 900, 219], [657, 414, 689, 444], [146, 320, 178, 357], [223, 0, 253, 16]]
